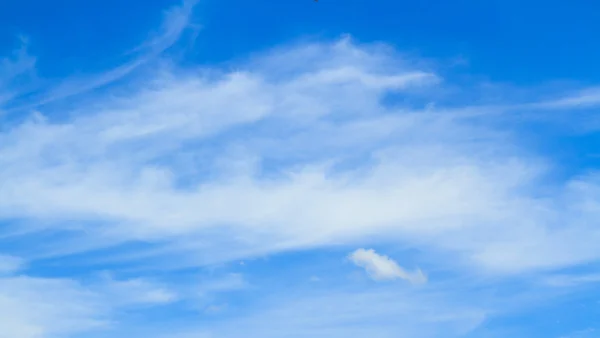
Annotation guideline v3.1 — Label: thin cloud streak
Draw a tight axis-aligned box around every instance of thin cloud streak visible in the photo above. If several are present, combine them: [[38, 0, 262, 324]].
[[2, 0, 199, 111]]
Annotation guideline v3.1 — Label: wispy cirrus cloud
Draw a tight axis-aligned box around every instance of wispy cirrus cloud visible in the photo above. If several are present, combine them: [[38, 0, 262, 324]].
[[0, 276, 108, 338], [0, 0, 199, 112], [0, 37, 37, 108], [35, 0, 200, 106], [2, 6, 600, 336], [0, 255, 26, 275], [1, 36, 600, 277], [162, 284, 488, 338]]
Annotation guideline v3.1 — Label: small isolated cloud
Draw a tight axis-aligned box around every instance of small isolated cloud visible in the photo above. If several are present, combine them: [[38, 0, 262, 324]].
[[349, 248, 427, 284]]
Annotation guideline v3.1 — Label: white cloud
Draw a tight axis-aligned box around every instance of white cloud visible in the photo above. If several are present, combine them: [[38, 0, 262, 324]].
[[533, 87, 600, 109], [2, 6, 600, 337], [1, 35, 600, 279], [197, 273, 248, 296], [168, 286, 486, 338], [542, 273, 600, 287], [0, 37, 37, 108], [94, 272, 179, 306], [0, 276, 108, 338], [560, 328, 598, 338], [0, 255, 25, 275], [1, 0, 199, 110], [349, 248, 427, 284]]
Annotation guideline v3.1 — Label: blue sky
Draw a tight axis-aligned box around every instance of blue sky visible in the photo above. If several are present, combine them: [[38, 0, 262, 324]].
[[1, 0, 600, 337]]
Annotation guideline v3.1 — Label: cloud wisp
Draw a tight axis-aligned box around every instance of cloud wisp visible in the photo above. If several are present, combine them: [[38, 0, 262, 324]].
[[1, 36, 600, 277], [1, 16, 600, 336], [0, 0, 199, 112]]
